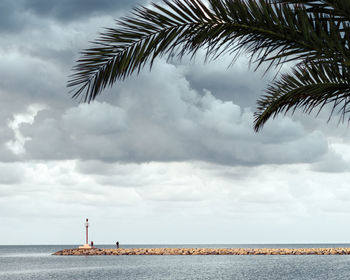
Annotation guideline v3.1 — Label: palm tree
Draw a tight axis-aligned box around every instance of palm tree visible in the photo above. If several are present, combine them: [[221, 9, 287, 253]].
[[68, 0, 350, 131]]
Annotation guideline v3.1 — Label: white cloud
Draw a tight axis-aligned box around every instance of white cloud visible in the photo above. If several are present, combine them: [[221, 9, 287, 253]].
[[2, 159, 350, 244], [0, 163, 25, 186], [6, 103, 46, 155]]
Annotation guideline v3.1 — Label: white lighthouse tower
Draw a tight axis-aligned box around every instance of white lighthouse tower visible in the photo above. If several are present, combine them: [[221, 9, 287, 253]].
[[79, 218, 92, 249]]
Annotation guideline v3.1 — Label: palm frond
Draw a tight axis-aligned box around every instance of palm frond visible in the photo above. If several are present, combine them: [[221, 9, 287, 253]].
[[254, 62, 350, 131], [68, 0, 349, 103], [274, 0, 350, 21]]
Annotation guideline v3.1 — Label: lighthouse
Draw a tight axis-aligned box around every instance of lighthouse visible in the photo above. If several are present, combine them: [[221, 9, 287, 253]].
[[79, 218, 92, 249], [85, 218, 89, 244]]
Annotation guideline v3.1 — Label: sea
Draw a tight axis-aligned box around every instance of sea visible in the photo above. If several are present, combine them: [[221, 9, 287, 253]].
[[1, 244, 350, 280]]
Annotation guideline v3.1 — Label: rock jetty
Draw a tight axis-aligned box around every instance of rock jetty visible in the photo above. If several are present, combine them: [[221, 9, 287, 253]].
[[53, 247, 350, 256]]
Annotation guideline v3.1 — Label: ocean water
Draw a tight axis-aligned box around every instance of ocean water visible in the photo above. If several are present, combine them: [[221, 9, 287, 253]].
[[1, 244, 350, 279]]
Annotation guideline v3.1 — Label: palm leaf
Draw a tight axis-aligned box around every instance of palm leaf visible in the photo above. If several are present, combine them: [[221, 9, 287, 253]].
[[68, 0, 348, 102], [274, 0, 350, 21], [68, 0, 350, 130], [254, 62, 350, 131]]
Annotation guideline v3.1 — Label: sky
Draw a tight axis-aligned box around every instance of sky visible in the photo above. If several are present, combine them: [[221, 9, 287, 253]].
[[1, 0, 350, 246]]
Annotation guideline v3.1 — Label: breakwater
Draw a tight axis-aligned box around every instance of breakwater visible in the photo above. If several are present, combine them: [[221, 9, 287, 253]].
[[53, 247, 350, 256]]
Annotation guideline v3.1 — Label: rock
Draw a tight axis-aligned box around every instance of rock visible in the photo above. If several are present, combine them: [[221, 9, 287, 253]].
[[52, 247, 350, 256]]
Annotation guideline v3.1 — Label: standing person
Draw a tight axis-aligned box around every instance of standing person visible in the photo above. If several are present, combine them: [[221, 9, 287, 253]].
[[116, 241, 119, 249]]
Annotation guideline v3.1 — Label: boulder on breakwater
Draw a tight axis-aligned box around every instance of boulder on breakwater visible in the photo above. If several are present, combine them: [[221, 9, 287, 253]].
[[53, 247, 350, 256]]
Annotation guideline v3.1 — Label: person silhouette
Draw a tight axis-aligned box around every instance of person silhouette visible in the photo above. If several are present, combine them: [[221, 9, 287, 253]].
[[116, 241, 119, 248]]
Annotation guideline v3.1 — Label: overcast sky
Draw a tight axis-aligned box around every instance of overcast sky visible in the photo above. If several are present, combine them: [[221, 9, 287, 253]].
[[1, 0, 350, 245]]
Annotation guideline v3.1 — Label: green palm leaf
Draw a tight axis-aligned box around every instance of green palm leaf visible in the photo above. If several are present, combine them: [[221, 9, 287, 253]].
[[68, 0, 350, 130], [254, 62, 350, 131], [274, 0, 350, 21]]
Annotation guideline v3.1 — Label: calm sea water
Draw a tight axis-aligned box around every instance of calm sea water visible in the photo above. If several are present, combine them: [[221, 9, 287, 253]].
[[1, 244, 350, 279]]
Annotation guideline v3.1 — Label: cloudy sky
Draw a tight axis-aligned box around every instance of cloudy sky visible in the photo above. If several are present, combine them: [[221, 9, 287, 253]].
[[1, 0, 350, 245]]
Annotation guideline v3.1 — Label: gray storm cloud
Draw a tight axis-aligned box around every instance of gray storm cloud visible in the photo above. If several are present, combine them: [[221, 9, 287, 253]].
[[0, 0, 149, 33], [15, 60, 332, 167]]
